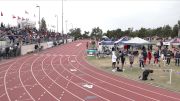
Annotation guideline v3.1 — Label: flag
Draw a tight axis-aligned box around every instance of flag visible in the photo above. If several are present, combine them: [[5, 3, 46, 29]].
[[22, 17, 25, 20], [1, 11, 2, 16], [51, 25, 55, 28], [12, 15, 16, 19], [18, 16, 21, 20], [25, 10, 29, 14]]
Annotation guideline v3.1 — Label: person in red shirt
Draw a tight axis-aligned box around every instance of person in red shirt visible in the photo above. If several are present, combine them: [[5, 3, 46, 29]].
[[86, 42, 89, 49], [147, 49, 152, 64]]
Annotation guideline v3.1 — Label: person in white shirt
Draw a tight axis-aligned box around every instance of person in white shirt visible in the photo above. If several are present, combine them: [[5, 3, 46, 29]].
[[112, 51, 117, 72]]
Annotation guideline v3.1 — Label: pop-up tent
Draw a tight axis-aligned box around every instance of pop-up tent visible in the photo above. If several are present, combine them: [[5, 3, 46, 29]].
[[100, 40, 114, 45], [101, 36, 110, 41], [123, 37, 151, 45], [171, 38, 180, 45], [163, 39, 174, 46]]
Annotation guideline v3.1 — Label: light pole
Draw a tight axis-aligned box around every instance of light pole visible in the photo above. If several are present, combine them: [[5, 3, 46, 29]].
[[36, 5, 40, 31], [55, 15, 58, 33], [65, 20, 68, 34], [62, 0, 64, 36]]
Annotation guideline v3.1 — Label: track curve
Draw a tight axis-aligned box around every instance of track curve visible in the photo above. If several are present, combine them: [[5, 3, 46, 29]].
[[0, 40, 180, 101]]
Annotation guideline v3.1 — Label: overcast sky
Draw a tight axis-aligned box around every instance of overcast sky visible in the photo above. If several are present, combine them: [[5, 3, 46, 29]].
[[0, 0, 180, 33]]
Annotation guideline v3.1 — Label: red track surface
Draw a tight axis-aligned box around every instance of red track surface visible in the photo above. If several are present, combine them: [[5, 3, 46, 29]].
[[0, 40, 180, 101]]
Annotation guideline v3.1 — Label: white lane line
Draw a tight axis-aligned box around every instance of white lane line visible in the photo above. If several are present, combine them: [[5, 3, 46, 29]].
[[20, 69, 51, 73], [70, 69, 77, 72], [71, 57, 160, 101], [56, 56, 111, 101], [0, 69, 8, 74], [17, 98, 32, 101], [3, 56, 31, 101], [0, 93, 5, 98], [66, 56, 136, 101], [80, 51, 180, 101], [31, 56, 60, 101], [42, 56, 85, 101], [7, 86, 21, 90], [65, 76, 73, 88], [4, 59, 19, 101], [19, 56, 36, 101], [71, 60, 76, 63], [76, 43, 82, 47]]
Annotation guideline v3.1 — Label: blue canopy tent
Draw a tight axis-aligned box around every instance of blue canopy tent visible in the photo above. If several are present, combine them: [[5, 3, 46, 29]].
[[100, 40, 114, 45]]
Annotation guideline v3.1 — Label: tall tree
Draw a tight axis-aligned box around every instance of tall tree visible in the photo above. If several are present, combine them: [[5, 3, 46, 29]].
[[138, 28, 147, 37], [172, 24, 179, 38], [40, 17, 47, 32], [178, 20, 180, 37], [178, 20, 180, 28], [115, 28, 122, 38], [82, 31, 89, 39], [69, 28, 81, 40], [154, 27, 163, 37], [162, 25, 172, 37], [90, 27, 103, 40]]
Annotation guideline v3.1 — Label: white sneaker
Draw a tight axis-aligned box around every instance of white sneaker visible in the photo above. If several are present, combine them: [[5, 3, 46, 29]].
[[112, 69, 116, 72], [141, 68, 145, 70]]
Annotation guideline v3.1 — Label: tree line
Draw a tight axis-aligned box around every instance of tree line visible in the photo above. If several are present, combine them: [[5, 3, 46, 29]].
[[68, 20, 180, 40]]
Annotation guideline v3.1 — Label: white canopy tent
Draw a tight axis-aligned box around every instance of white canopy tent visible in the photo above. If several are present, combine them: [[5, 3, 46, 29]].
[[123, 37, 151, 45], [102, 35, 109, 39]]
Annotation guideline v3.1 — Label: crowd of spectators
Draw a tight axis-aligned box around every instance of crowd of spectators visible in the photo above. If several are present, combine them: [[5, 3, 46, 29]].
[[0, 23, 65, 46], [0, 22, 68, 60], [111, 44, 180, 79]]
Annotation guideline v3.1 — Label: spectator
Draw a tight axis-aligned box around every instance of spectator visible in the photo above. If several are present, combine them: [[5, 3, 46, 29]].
[[153, 51, 158, 65], [112, 51, 117, 72], [116, 50, 120, 65], [129, 52, 134, 68], [142, 49, 147, 65], [139, 53, 144, 68], [166, 50, 171, 65], [5, 47, 10, 59], [162, 48, 168, 60], [160, 40, 163, 50], [120, 50, 125, 70], [175, 50, 180, 66], [86, 42, 89, 49], [147, 49, 152, 64]]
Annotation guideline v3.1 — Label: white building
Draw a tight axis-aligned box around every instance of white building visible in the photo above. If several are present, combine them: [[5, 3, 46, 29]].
[[17, 20, 36, 29]]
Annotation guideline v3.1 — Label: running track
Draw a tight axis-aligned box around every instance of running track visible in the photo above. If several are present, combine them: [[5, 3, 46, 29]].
[[0, 40, 180, 101]]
